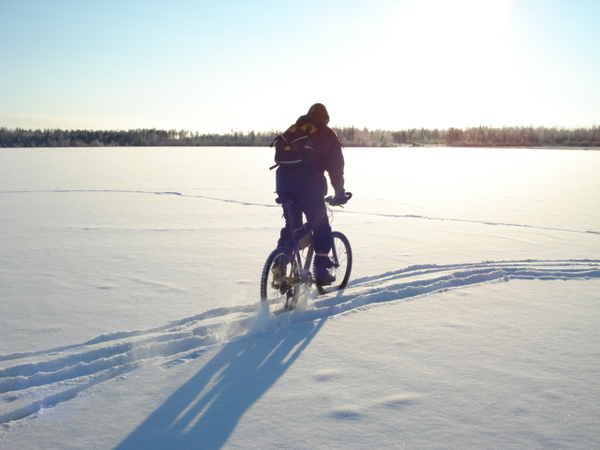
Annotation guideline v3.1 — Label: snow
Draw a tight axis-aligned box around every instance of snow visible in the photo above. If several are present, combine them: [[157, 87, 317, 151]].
[[1, 146, 599, 449]]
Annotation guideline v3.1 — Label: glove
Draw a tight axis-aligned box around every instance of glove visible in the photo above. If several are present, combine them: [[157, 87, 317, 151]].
[[330, 191, 350, 206]]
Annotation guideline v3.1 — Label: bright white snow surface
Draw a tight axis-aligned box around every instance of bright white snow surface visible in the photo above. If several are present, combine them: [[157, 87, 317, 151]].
[[1, 146, 599, 449]]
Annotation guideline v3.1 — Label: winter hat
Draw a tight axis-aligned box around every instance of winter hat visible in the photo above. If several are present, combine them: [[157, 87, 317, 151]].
[[308, 103, 330, 124]]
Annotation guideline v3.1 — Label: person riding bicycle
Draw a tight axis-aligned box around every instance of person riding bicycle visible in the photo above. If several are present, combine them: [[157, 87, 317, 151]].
[[275, 103, 348, 286]]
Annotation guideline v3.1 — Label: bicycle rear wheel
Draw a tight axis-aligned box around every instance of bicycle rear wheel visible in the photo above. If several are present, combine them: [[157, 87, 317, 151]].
[[318, 231, 353, 294], [260, 247, 298, 312]]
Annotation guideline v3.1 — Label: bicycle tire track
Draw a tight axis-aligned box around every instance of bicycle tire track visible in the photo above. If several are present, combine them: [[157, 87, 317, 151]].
[[0, 306, 258, 424], [2, 189, 598, 235], [1, 259, 599, 425], [278, 259, 600, 325]]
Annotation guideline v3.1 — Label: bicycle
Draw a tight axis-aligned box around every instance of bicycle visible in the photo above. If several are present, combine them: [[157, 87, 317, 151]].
[[260, 193, 353, 314]]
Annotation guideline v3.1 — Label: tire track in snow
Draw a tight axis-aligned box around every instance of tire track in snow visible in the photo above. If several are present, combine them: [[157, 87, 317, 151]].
[[3, 189, 599, 234], [0, 189, 275, 208], [312, 259, 600, 317], [1, 259, 599, 425], [0, 306, 258, 424]]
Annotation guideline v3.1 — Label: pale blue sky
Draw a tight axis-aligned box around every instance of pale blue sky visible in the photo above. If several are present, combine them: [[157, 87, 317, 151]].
[[1, 0, 598, 132]]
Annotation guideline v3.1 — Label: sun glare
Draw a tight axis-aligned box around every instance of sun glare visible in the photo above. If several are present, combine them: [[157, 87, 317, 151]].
[[336, 0, 515, 131]]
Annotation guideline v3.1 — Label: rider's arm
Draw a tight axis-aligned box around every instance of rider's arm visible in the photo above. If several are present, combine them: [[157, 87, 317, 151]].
[[322, 128, 345, 195]]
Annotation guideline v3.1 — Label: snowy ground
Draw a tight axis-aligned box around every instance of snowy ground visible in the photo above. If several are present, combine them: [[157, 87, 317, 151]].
[[1, 146, 599, 449]]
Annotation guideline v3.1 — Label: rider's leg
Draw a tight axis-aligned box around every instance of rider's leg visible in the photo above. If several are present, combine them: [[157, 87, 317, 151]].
[[277, 196, 304, 248], [300, 195, 331, 252], [301, 196, 335, 285]]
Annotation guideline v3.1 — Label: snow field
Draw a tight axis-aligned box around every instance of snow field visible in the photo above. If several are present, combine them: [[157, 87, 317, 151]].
[[1, 146, 599, 448]]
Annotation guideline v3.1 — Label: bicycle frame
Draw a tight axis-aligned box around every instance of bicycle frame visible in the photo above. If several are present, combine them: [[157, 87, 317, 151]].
[[277, 197, 316, 287], [261, 194, 353, 312]]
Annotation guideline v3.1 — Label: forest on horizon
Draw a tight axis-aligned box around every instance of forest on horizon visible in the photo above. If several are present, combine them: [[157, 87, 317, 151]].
[[1, 125, 599, 148]]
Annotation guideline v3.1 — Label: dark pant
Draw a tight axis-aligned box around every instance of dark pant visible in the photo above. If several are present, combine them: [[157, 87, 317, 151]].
[[278, 194, 333, 256]]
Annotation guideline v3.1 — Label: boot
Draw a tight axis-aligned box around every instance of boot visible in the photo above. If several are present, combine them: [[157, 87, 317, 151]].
[[314, 254, 335, 286]]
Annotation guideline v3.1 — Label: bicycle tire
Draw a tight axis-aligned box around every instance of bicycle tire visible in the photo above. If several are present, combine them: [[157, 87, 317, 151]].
[[318, 231, 353, 294], [260, 247, 297, 312]]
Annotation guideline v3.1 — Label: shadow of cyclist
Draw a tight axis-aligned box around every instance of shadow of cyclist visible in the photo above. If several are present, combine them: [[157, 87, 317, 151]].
[[116, 317, 326, 449]]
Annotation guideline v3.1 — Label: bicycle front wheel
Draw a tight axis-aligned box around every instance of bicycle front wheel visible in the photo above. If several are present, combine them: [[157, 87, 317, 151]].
[[318, 231, 353, 294], [260, 247, 297, 312]]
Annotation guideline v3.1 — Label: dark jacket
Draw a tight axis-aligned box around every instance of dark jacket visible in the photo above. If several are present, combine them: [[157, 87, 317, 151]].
[[276, 113, 345, 198]]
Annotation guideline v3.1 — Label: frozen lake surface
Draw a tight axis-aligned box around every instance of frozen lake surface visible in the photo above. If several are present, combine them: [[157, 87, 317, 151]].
[[1, 146, 599, 448]]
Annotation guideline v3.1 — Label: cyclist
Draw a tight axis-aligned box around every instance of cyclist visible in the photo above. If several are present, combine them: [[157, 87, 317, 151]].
[[275, 103, 348, 285]]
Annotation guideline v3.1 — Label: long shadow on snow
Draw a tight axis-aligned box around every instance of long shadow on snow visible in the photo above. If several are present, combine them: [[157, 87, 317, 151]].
[[116, 317, 326, 450]]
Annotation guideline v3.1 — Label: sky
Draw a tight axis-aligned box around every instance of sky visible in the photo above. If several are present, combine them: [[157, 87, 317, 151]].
[[1, 0, 599, 133]]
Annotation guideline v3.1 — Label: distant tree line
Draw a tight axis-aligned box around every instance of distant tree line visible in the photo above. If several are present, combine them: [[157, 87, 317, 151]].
[[334, 126, 600, 148], [0, 128, 274, 148], [1, 125, 598, 148]]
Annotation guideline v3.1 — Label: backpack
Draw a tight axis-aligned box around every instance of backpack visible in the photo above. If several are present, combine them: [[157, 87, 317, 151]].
[[270, 123, 318, 170]]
